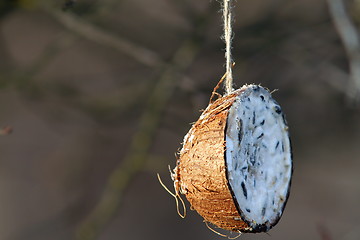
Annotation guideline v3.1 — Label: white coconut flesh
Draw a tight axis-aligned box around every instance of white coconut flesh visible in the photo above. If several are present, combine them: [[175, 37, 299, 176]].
[[225, 85, 292, 231]]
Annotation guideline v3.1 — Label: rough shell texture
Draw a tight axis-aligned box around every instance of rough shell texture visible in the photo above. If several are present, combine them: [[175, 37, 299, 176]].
[[174, 88, 252, 232]]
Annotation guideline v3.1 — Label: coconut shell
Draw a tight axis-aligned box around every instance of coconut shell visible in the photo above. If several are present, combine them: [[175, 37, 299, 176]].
[[174, 89, 251, 232], [173, 85, 292, 233]]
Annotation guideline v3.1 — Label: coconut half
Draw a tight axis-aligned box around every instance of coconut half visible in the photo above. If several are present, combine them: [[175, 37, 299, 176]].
[[174, 85, 292, 233]]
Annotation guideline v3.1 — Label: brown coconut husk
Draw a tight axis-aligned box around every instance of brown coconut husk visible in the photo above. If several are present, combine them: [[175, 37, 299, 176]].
[[173, 88, 252, 232]]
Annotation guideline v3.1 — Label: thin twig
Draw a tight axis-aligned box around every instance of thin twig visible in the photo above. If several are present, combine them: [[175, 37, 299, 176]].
[[327, 0, 360, 104], [46, 9, 163, 67]]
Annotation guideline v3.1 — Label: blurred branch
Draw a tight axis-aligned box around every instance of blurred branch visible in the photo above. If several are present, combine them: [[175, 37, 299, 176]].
[[13, 34, 75, 98], [327, 0, 360, 104], [0, 31, 74, 96], [282, 51, 350, 94], [0, 33, 15, 74], [25, 34, 75, 77], [46, 9, 163, 67], [73, 84, 146, 123], [75, 31, 202, 240], [171, 0, 200, 22]]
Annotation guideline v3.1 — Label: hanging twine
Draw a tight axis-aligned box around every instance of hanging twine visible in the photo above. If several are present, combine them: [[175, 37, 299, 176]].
[[223, 0, 233, 94]]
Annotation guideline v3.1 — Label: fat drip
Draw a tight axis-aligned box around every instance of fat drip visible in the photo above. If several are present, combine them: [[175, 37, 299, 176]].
[[225, 85, 292, 232]]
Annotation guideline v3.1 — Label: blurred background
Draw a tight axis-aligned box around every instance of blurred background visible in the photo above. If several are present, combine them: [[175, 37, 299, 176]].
[[0, 0, 360, 239]]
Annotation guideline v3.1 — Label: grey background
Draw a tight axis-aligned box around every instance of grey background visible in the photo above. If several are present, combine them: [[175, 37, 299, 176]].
[[0, 0, 359, 239]]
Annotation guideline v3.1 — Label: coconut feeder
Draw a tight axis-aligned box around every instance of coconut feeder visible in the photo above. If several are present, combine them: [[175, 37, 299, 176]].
[[161, 0, 293, 235], [171, 84, 292, 233]]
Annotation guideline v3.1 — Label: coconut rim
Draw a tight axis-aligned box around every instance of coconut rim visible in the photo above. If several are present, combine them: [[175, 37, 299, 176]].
[[223, 86, 294, 233]]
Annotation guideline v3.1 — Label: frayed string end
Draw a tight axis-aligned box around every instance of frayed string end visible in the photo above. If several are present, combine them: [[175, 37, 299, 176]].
[[157, 173, 186, 219]]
